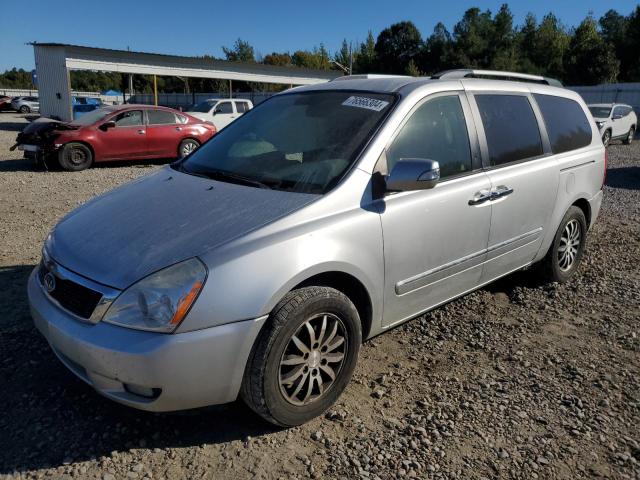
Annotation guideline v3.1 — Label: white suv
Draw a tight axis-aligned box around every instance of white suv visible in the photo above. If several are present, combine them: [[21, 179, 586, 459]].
[[186, 98, 253, 130], [588, 103, 637, 146]]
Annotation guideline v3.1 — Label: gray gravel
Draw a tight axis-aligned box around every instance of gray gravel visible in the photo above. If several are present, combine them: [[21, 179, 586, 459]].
[[0, 112, 638, 479]]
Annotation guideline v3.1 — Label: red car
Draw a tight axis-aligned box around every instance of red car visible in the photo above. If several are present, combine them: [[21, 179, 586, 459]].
[[13, 105, 217, 171], [0, 95, 13, 111]]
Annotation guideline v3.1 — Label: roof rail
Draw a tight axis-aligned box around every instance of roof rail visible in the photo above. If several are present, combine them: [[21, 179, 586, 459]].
[[432, 69, 563, 87], [331, 74, 412, 82]]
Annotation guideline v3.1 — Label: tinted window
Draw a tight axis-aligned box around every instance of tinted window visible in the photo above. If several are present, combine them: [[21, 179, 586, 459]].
[[534, 94, 592, 154], [147, 109, 176, 125], [387, 95, 472, 178], [215, 102, 233, 114], [114, 110, 143, 127], [176, 114, 188, 124], [588, 106, 611, 118], [234, 101, 247, 113], [476, 95, 543, 166]]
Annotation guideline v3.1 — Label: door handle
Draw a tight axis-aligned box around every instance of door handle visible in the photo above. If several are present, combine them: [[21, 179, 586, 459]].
[[490, 185, 514, 200], [175, 127, 182, 131], [137, 129, 146, 135], [468, 190, 492, 205]]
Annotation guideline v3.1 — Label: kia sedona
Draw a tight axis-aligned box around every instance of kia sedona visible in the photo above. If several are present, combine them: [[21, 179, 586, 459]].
[[29, 70, 605, 426]]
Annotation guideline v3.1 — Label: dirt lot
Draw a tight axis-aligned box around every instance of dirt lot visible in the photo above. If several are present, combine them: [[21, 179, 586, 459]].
[[0, 111, 638, 480]]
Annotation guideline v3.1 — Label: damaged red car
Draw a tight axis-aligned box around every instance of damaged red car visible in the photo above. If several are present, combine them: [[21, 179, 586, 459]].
[[13, 105, 217, 171]]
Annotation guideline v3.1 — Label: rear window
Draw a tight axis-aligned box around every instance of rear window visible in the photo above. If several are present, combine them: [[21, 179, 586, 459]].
[[147, 109, 176, 125], [534, 94, 592, 154], [475, 94, 543, 166]]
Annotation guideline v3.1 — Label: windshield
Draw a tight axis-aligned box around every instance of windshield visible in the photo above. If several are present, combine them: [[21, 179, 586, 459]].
[[71, 107, 112, 126], [189, 101, 216, 113], [589, 106, 611, 118], [177, 91, 395, 194]]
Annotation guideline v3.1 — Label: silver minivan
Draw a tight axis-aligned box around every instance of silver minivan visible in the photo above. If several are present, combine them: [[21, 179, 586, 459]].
[[28, 70, 605, 426]]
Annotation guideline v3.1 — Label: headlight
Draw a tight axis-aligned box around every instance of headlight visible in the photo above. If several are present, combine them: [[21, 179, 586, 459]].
[[596, 121, 605, 129], [102, 258, 207, 333]]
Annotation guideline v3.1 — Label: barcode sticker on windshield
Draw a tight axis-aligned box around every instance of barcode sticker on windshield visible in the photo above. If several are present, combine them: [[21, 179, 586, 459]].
[[342, 96, 389, 111]]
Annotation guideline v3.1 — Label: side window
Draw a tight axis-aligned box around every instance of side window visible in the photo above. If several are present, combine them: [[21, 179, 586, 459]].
[[176, 114, 188, 124], [114, 110, 143, 127], [475, 94, 543, 166], [533, 94, 592, 154], [387, 95, 473, 179], [215, 102, 233, 114], [234, 101, 246, 113], [147, 109, 177, 125]]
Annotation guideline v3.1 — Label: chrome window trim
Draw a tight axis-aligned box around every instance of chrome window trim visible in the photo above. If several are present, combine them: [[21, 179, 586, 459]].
[[40, 249, 121, 324]]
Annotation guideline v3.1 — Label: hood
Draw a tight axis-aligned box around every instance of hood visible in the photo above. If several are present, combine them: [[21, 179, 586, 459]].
[[47, 167, 317, 289], [16, 118, 78, 145], [592, 117, 609, 122]]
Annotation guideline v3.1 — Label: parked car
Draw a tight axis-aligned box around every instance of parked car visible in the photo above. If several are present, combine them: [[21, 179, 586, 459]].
[[72, 96, 103, 120], [0, 95, 13, 111], [186, 98, 253, 130], [13, 105, 216, 170], [11, 96, 39, 113], [28, 71, 605, 426], [588, 103, 637, 146]]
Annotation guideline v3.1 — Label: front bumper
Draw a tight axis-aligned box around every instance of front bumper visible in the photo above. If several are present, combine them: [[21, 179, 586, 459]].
[[28, 268, 267, 412]]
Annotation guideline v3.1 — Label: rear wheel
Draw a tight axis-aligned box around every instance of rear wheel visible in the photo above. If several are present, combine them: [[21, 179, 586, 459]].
[[19, 105, 30, 114], [58, 143, 93, 171], [538, 206, 587, 283], [602, 129, 611, 147], [623, 126, 635, 145], [241, 286, 361, 427], [179, 139, 199, 158]]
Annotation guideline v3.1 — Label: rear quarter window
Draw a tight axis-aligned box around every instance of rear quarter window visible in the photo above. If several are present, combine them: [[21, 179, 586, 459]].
[[475, 94, 543, 166], [534, 94, 592, 154]]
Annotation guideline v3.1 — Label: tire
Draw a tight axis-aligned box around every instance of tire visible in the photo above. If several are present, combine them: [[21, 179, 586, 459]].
[[623, 126, 635, 145], [602, 129, 611, 147], [538, 206, 587, 283], [19, 105, 30, 114], [178, 139, 199, 158], [241, 286, 362, 427], [58, 143, 93, 171]]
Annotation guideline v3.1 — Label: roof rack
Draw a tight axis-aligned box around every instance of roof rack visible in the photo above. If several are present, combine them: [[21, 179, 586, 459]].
[[432, 69, 563, 87], [331, 74, 412, 82]]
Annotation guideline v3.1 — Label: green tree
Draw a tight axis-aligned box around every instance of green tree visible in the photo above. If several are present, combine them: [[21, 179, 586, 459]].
[[489, 4, 518, 70], [617, 6, 640, 81], [448, 8, 495, 68], [375, 21, 423, 74], [263, 52, 292, 66], [291, 45, 331, 70], [420, 22, 453, 74], [334, 39, 353, 72], [222, 38, 255, 62], [564, 16, 619, 84], [355, 31, 377, 73]]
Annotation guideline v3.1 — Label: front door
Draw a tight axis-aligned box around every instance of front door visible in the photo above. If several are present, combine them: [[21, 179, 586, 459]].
[[379, 92, 492, 327], [211, 101, 236, 130], [145, 108, 181, 157], [99, 109, 148, 160], [468, 92, 558, 282]]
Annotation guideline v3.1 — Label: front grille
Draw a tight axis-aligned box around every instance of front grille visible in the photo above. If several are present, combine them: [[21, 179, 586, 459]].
[[39, 262, 103, 319]]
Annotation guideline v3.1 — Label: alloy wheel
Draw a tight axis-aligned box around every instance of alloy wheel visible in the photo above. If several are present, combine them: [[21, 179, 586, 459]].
[[602, 131, 611, 147], [558, 219, 581, 271], [278, 313, 347, 406], [181, 142, 198, 157]]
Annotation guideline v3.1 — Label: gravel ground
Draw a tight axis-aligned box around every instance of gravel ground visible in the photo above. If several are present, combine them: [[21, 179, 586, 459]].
[[0, 111, 638, 480]]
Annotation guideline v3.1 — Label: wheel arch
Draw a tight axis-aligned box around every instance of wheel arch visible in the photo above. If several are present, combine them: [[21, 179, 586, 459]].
[[572, 197, 591, 228]]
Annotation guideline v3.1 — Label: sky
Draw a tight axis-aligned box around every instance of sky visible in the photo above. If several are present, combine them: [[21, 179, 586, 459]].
[[1, 0, 638, 71]]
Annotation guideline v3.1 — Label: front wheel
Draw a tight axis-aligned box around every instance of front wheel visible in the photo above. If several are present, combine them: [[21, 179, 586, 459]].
[[241, 286, 362, 427], [602, 129, 611, 147], [538, 206, 587, 283], [58, 143, 93, 171], [623, 126, 635, 145], [19, 105, 30, 114], [178, 139, 199, 158]]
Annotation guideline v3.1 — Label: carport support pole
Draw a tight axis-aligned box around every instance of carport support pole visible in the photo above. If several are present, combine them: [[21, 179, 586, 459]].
[[153, 75, 158, 106], [229, 80, 232, 99]]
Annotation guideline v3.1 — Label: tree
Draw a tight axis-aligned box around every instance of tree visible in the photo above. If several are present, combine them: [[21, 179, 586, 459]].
[[222, 38, 255, 62], [617, 6, 640, 81], [489, 4, 518, 70], [405, 59, 421, 76], [355, 31, 377, 73], [334, 39, 353, 72], [564, 16, 619, 85], [263, 52, 292, 67], [375, 21, 423, 74], [420, 22, 453, 74], [291, 45, 332, 70]]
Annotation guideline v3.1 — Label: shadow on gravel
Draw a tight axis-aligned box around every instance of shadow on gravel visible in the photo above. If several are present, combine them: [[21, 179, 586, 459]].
[[0, 157, 170, 173], [606, 166, 640, 190], [0, 264, 278, 475], [483, 267, 548, 296]]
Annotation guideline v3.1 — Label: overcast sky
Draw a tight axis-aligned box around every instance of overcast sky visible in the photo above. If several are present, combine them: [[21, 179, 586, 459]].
[[1, 0, 638, 71]]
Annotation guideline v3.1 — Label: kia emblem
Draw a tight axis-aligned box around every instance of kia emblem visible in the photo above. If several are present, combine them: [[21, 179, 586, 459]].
[[43, 272, 56, 293]]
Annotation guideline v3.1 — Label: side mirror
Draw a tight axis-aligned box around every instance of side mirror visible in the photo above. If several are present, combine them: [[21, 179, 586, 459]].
[[386, 158, 440, 192], [100, 120, 116, 131]]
